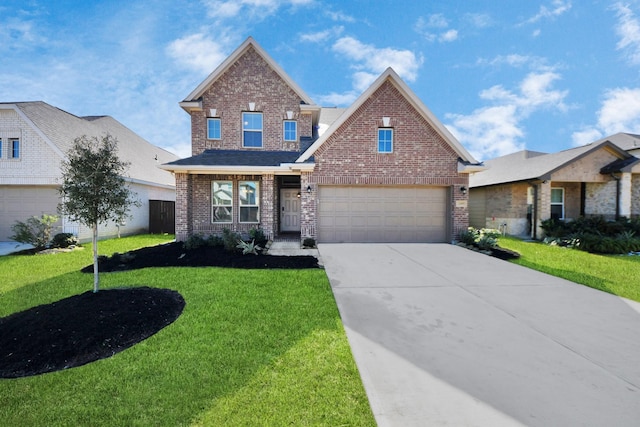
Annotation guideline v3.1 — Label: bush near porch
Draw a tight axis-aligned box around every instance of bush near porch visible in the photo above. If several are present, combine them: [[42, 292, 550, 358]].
[[540, 216, 640, 254]]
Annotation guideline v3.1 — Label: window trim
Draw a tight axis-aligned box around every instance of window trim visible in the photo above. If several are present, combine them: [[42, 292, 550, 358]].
[[0, 138, 3, 158], [550, 187, 565, 220], [9, 138, 19, 159], [211, 181, 233, 223], [378, 128, 393, 153], [238, 180, 260, 223], [283, 120, 297, 142], [242, 112, 263, 148], [207, 118, 222, 140]]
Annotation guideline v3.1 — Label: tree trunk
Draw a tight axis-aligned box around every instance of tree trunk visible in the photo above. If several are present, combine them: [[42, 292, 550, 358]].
[[92, 223, 99, 293]]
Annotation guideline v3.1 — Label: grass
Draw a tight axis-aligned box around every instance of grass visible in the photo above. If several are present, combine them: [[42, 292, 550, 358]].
[[0, 235, 375, 426], [499, 235, 640, 302]]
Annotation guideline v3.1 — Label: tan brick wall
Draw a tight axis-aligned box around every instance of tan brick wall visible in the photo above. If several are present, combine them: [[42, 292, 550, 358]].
[[191, 46, 312, 155], [304, 80, 469, 241], [633, 174, 640, 218], [585, 180, 617, 220]]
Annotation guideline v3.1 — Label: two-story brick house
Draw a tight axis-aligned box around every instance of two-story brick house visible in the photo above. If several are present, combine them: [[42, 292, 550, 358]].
[[162, 37, 483, 244]]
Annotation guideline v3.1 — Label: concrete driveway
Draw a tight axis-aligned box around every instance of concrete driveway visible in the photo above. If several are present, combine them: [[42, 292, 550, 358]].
[[319, 243, 640, 427]]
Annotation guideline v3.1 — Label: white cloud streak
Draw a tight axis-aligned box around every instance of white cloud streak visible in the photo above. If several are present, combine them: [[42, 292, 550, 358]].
[[166, 33, 230, 74], [414, 14, 459, 43], [614, 2, 640, 65], [572, 87, 640, 145], [332, 36, 423, 92], [203, 0, 313, 20], [524, 0, 572, 24], [447, 72, 568, 160]]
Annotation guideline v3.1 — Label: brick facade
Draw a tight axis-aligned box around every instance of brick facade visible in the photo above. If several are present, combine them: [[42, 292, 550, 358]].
[[191, 46, 312, 156], [175, 40, 478, 244], [304, 80, 469, 242]]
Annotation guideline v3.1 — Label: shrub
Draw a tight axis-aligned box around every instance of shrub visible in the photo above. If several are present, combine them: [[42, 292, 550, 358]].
[[222, 228, 241, 252], [236, 239, 262, 255], [206, 234, 224, 247], [10, 214, 59, 249], [302, 237, 316, 248], [183, 234, 206, 250], [50, 232, 78, 249], [249, 228, 268, 247]]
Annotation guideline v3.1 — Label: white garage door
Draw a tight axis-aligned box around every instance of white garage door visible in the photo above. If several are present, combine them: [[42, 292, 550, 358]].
[[318, 186, 449, 243], [0, 186, 59, 241]]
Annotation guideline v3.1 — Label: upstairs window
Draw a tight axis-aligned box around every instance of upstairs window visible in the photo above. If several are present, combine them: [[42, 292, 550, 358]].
[[550, 188, 564, 220], [239, 181, 259, 223], [10, 138, 19, 158], [242, 112, 263, 148], [212, 181, 233, 223], [283, 120, 297, 141], [207, 118, 221, 140], [0, 138, 2, 158], [378, 128, 393, 153]]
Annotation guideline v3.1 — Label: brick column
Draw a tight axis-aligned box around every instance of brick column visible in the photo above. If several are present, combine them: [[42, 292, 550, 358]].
[[620, 172, 632, 218], [300, 172, 316, 243], [451, 183, 470, 242], [536, 181, 551, 238], [261, 174, 275, 240], [175, 173, 192, 241]]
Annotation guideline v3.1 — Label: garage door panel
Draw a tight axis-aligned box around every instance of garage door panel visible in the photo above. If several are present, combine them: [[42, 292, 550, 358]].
[[318, 186, 448, 243]]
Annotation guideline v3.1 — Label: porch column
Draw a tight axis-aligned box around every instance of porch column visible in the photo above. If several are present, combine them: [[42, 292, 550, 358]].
[[300, 172, 316, 243], [536, 181, 551, 239], [261, 174, 276, 240], [620, 172, 632, 218], [175, 173, 192, 241]]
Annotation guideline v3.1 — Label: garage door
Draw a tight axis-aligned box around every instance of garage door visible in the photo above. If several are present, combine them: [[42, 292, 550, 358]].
[[318, 186, 449, 243], [0, 186, 59, 241]]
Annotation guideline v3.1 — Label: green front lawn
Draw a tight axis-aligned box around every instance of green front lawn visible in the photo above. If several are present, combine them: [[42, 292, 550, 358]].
[[0, 235, 375, 426], [499, 236, 640, 302]]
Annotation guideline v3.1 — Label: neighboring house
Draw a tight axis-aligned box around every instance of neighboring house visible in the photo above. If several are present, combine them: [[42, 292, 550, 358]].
[[0, 101, 179, 242], [469, 136, 640, 239], [161, 37, 483, 244]]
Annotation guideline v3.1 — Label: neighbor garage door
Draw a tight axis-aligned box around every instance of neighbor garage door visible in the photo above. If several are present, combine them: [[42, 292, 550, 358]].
[[318, 186, 449, 243], [0, 186, 59, 241]]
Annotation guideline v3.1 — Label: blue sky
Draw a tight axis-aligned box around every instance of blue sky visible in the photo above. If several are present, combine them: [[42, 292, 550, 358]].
[[2, 0, 640, 161]]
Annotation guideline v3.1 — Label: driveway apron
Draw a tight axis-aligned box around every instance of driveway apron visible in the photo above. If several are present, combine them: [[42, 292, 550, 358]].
[[319, 243, 640, 427]]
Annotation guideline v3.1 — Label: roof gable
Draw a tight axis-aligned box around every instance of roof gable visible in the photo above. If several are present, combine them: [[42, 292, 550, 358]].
[[297, 68, 479, 165], [4, 101, 178, 187], [180, 37, 315, 110]]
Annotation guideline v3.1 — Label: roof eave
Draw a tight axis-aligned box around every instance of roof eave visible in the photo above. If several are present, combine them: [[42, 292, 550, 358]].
[[159, 162, 314, 175], [179, 100, 203, 113], [458, 161, 486, 174]]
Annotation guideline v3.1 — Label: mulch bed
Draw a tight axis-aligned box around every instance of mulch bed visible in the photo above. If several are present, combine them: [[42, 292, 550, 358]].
[[81, 241, 319, 272], [0, 287, 185, 379]]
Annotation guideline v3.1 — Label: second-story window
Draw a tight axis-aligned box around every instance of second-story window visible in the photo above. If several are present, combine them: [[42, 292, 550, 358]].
[[378, 128, 393, 153], [0, 138, 3, 158], [283, 120, 297, 141], [207, 118, 221, 140], [10, 138, 20, 159], [242, 112, 263, 148]]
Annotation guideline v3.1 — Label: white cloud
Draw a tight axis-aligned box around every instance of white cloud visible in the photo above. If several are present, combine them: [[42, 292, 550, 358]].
[[524, 0, 572, 24], [316, 91, 359, 106], [332, 36, 422, 82], [573, 87, 640, 145], [203, 0, 313, 20], [166, 33, 230, 74], [446, 71, 568, 160], [300, 26, 343, 43], [414, 14, 459, 43], [464, 13, 493, 28], [325, 10, 355, 23], [613, 2, 640, 65]]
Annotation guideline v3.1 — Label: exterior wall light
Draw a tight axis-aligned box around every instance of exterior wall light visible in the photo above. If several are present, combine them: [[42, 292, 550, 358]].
[[460, 186, 467, 195], [307, 185, 312, 193], [297, 192, 301, 198]]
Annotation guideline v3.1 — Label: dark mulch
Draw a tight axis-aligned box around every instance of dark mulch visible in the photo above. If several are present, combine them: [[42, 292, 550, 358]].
[[81, 241, 319, 272], [0, 287, 185, 379]]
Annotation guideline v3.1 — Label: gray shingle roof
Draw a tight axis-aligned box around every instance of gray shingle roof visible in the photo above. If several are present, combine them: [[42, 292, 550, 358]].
[[469, 142, 628, 188], [166, 149, 305, 167], [6, 101, 178, 187]]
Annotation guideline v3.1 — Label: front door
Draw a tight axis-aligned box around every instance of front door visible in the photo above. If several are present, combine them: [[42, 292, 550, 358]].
[[280, 189, 300, 232]]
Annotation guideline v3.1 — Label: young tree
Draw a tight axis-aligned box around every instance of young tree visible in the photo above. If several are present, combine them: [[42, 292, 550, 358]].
[[58, 134, 139, 292]]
